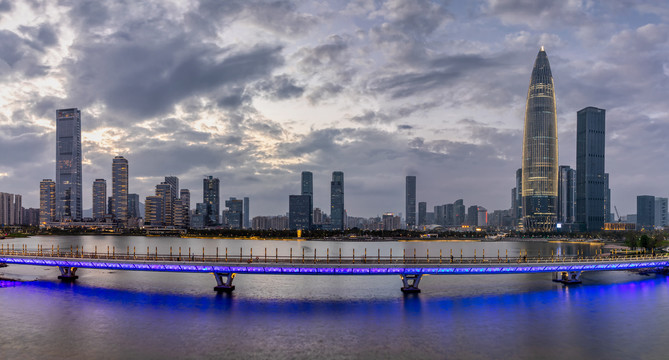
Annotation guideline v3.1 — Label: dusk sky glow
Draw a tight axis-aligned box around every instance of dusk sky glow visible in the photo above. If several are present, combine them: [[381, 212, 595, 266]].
[[1, 0, 668, 218]]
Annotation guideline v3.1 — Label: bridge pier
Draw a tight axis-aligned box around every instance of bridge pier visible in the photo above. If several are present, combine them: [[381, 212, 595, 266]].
[[213, 272, 236, 293], [57, 266, 79, 281], [553, 271, 582, 284], [400, 274, 422, 293]]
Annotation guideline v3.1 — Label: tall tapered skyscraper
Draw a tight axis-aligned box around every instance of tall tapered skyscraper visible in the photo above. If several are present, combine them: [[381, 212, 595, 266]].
[[522, 47, 558, 232], [56, 108, 82, 221], [405, 176, 416, 228], [301, 171, 313, 229]]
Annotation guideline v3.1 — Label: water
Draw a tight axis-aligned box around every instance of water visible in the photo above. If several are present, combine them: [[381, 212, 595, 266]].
[[1, 236, 667, 359]]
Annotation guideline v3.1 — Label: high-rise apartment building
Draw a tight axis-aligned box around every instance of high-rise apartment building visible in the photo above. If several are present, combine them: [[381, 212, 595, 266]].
[[145, 196, 164, 226], [637, 195, 655, 231], [156, 182, 173, 226], [418, 202, 427, 226], [203, 176, 220, 226], [521, 47, 558, 231], [557, 165, 576, 224], [92, 179, 107, 220], [330, 171, 344, 230], [454, 199, 465, 226], [164, 176, 179, 202], [0, 193, 21, 226], [301, 171, 313, 229], [56, 108, 82, 221], [112, 156, 129, 222], [467, 205, 478, 226], [39, 179, 56, 225], [576, 107, 606, 232], [405, 176, 416, 228]]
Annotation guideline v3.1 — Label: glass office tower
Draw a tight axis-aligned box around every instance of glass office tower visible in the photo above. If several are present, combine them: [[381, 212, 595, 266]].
[[521, 47, 558, 232], [56, 108, 82, 221]]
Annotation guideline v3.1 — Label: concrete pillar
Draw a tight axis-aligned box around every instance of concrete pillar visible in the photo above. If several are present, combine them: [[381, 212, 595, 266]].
[[58, 266, 79, 281], [213, 272, 236, 293], [400, 274, 422, 293]]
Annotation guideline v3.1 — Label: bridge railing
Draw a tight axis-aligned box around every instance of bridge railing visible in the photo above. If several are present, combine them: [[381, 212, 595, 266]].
[[1, 245, 667, 266]]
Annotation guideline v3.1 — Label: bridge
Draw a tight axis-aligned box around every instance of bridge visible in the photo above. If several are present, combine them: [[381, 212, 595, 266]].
[[1, 245, 668, 293]]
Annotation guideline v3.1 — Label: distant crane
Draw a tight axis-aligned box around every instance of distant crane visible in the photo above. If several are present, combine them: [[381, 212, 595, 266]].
[[614, 206, 622, 222]]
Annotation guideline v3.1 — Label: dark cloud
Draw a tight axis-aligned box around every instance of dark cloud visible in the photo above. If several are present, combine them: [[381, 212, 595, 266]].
[[0, 0, 12, 13], [66, 0, 109, 29], [481, 0, 588, 29], [66, 38, 284, 120], [254, 74, 305, 100]]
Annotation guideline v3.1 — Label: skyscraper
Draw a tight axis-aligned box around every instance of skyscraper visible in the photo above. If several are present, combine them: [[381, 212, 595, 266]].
[[112, 156, 129, 222], [225, 197, 244, 229], [655, 197, 668, 227], [127, 193, 140, 219], [145, 196, 164, 226], [637, 195, 655, 231], [39, 179, 56, 225], [514, 168, 523, 228], [203, 176, 220, 226], [164, 176, 179, 202], [301, 171, 313, 229], [0, 193, 21, 226], [156, 182, 173, 226], [418, 202, 427, 226], [180, 189, 191, 227], [454, 199, 465, 226], [243, 197, 250, 229], [405, 176, 416, 228], [56, 108, 82, 221], [289, 195, 311, 230], [330, 171, 344, 230], [92, 179, 107, 220], [557, 165, 576, 224], [521, 47, 558, 231], [576, 107, 606, 232]]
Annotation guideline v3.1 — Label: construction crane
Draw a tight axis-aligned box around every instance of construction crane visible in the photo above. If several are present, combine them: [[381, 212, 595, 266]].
[[614, 206, 622, 222]]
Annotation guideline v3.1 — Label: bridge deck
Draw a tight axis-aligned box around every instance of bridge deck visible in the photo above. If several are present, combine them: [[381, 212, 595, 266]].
[[1, 249, 668, 275]]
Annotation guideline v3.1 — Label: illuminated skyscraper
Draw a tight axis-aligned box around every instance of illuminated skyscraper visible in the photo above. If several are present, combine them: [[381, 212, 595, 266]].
[[330, 171, 344, 230], [39, 179, 56, 225], [203, 176, 220, 226], [56, 108, 82, 221], [521, 47, 558, 231], [112, 156, 129, 221], [301, 171, 313, 229], [92, 179, 107, 220]]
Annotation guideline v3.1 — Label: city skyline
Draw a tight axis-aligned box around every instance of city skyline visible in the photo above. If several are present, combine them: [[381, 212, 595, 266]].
[[1, 1, 669, 217]]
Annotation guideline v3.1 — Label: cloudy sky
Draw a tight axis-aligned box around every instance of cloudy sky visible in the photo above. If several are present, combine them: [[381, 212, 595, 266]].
[[1, 0, 668, 218]]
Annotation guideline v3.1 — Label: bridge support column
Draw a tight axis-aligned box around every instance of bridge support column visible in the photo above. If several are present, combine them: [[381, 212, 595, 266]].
[[213, 273, 236, 293], [58, 266, 79, 281], [400, 274, 422, 293], [552, 271, 581, 284]]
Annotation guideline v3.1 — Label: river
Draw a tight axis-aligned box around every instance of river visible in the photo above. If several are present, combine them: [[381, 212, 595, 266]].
[[1, 235, 667, 359]]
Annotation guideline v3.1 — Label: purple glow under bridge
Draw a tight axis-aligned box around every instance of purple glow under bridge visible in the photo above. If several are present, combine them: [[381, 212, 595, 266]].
[[1, 255, 667, 294]]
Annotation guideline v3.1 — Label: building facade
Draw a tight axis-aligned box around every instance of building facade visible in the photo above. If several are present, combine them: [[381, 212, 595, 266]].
[[576, 107, 606, 232], [521, 48, 558, 232], [92, 179, 107, 220], [557, 165, 576, 224], [243, 197, 250, 229], [127, 193, 140, 219], [637, 195, 655, 231], [0, 192, 22, 226], [203, 176, 220, 226], [655, 197, 668, 228], [112, 156, 129, 222], [39, 179, 56, 225], [225, 197, 244, 229], [330, 171, 344, 230], [289, 195, 311, 230], [56, 108, 82, 221], [405, 176, 416, 228], [301, 171, 313, 229], [418, 202, 427, 226]]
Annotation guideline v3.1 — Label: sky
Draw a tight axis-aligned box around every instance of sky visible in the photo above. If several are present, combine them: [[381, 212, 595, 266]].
[[1, 0, 668, 219]]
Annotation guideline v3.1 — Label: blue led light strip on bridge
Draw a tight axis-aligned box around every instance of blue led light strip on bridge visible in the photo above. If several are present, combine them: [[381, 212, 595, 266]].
[[1, 256, 667, 275]]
